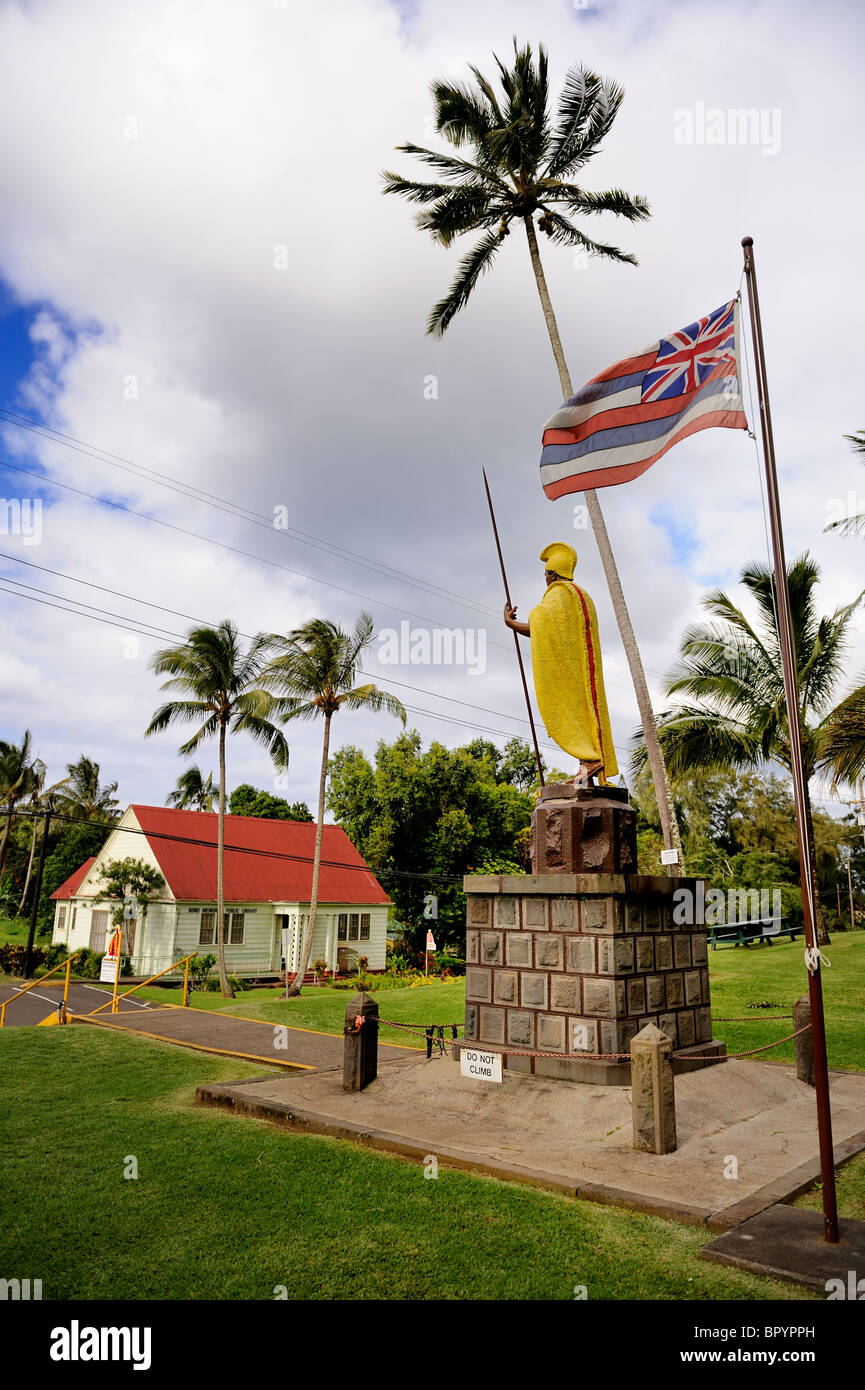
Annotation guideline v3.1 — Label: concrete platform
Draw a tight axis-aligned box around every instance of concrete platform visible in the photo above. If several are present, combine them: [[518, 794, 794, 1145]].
[[701, 1205, 865, 1292], [197, 1051, 865, 1227]]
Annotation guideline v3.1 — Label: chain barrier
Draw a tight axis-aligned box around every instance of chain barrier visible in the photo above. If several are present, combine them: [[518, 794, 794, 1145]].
[[451, 1024, 812, 1066]]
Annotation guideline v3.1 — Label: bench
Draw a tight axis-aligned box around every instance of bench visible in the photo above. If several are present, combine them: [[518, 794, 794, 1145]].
[[708, 917, 800, 950]]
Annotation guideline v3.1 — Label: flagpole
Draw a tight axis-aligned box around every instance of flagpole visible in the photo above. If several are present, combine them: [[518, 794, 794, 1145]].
[[482, 469, 545, 789], [741, 235, 839, 1244]]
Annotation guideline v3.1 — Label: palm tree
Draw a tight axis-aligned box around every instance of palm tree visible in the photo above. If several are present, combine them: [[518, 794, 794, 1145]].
[[825, 429, 865, 538], [382, 40, 683, 861], [59, 755, 120, 821], [167, 766, 216, 812], [15, 759, 48, 916], [631, 555, 865, 944], [145, 622, 289, 996], [0, 730, 36, 875], [262, 614, 406, 996]]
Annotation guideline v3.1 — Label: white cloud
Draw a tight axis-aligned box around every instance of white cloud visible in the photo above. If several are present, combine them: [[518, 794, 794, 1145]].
[[0, 0, 863, 820]]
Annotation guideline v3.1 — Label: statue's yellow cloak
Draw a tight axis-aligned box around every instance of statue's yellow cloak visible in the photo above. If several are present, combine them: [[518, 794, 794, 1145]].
[[530, 579, 619, 781]]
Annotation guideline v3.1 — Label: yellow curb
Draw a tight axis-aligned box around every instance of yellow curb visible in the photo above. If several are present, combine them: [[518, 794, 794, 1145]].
[[72, 1015, 316, 1070]]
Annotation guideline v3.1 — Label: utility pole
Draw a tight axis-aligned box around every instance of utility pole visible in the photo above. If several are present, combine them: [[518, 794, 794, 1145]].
[[23, 798, 54, 979]]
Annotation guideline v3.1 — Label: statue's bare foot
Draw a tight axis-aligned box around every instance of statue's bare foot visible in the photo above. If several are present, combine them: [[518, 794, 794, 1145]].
[[572, 760, 603, 787]]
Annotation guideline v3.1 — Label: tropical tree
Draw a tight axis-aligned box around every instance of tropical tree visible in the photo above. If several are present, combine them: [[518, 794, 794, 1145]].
[[382, 41, 683, 861], [58, 755, 120, 821], [14, 764, 71, 917], [631, 555, 865, 944], [825, 429, 865, 538], [0, 730, 37, 875], [145, 622, 290, 997], [262, 614, 406, 995], [167, 765, 216, 812]]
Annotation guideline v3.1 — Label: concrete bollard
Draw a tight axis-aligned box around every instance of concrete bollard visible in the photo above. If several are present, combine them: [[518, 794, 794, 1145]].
[[630, 1023, 677, 1154], [343, 992, 378, 1092], [793, 995, 814, 1086]]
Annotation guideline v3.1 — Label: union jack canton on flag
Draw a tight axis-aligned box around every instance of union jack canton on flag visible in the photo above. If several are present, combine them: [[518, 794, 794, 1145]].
[[540, 299, 749, 499]]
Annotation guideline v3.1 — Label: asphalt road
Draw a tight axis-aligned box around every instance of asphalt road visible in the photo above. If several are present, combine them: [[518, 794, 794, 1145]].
[[0, 978, 156, 1028]]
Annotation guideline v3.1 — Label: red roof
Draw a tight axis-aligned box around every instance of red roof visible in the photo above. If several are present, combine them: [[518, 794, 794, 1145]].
[[51, 857, 96, 900], [130, 805, 389, 905]]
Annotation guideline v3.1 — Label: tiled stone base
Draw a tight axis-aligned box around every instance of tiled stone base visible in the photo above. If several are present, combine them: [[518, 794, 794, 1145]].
[[463, 872, 726, 1085]]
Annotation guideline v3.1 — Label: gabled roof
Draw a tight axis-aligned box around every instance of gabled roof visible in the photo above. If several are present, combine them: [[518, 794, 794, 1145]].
[[51, 857, 96, 901], [130, 806, 388, 905]]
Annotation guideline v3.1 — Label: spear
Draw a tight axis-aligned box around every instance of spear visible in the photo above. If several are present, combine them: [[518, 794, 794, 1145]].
[[482, 468, 545, 789]]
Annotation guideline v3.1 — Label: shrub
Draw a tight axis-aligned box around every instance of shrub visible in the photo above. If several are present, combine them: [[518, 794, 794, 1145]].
[[0, 943, 46, 976], [187, 953, 217, 990]]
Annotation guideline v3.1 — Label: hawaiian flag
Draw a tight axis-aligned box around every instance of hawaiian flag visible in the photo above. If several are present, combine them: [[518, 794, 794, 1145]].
[[540, 300, 748, 498]]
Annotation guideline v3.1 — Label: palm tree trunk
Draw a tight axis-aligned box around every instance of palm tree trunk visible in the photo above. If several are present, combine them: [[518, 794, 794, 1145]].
[[16, 815, 39, 916], [801, 777, 830, 947], [523, 215, 683, 871], [286, 712, 332, 999], [0, 806, 13, 876], [216, 718, 234, 997]]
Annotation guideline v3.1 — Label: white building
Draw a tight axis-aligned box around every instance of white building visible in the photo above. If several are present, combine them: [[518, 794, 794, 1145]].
[[51, 804, 390, 978]]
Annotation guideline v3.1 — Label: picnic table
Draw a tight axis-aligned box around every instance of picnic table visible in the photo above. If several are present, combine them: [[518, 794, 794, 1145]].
[[708, 917, 800, 949]]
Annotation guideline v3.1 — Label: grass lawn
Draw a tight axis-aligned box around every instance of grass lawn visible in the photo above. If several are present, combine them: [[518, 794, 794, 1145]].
[[0, 1027, 809, 1301], [704, 930, 865, 1073], [0, 913, 39, 948]]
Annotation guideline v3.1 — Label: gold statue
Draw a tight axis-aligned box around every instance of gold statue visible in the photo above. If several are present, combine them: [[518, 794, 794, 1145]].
[[504, 542, 619, 785]]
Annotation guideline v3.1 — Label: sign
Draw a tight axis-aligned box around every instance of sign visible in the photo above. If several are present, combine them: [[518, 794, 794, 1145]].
[[123, 896, 138, 920], [459, 1047, 502, 1084], [423, 893, 438, 920], [99, 954, 121, 983], [660, 848, 680, 865], [425, 929, 437, 951]]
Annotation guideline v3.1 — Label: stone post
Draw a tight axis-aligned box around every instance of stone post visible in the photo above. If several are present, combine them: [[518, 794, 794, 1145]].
[[793, 995, 814, 1086], [630, 1023, 677, 1154], [343, 992, 378, 1092]]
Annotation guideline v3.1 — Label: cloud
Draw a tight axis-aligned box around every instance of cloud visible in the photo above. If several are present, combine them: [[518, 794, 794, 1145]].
[[0, 0, 863, 819]]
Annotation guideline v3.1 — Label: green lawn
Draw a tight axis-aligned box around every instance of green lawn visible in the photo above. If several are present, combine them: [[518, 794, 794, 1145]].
[[0, 913, 36, 947], [704, 930, 865, 1072], [0, 1027, 808, 1301]]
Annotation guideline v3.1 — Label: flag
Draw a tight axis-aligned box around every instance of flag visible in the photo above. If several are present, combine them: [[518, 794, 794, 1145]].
[[540, 299, 748, 499]]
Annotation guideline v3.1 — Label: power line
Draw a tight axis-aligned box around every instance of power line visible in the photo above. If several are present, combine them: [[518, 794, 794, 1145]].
[[0, 576, 563, 753], [0, 406, 499, 620], [0, 456, 515, 647], [0, 548, 543, 736]]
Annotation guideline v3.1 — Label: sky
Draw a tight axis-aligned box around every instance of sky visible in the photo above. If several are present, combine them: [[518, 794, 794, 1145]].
[[0, 0, 863, 823]]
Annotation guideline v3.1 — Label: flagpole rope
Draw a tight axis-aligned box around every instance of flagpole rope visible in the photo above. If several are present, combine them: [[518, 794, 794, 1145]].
[[740, 292, 783, 653]]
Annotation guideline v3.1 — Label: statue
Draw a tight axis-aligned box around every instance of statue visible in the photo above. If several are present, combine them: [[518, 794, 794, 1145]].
[[504, 541, 619, 786]]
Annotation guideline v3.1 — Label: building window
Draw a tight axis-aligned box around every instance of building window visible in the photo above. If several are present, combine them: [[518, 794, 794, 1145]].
[[228, 912, 245, 944], [360, 913, 370, 941], [199, 910, 215, 945], [89, 910, 109, 951], [57, 906, 67, 930], [348, 912, 359, 941], [337, 913, 348, 940]]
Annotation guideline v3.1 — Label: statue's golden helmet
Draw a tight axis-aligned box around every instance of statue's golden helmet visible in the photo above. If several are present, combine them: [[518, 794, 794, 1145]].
[[539, 542, 577, 580]]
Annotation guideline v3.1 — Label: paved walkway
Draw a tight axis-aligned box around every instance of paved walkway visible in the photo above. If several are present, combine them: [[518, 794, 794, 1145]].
[[75, 1000, 417, 1071], [1, 976, 416, 1071]]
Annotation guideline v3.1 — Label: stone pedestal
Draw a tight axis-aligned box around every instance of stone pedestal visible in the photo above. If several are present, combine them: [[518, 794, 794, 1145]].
[[531, 783, 637, 876], [463, 872, 725, 1085]]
